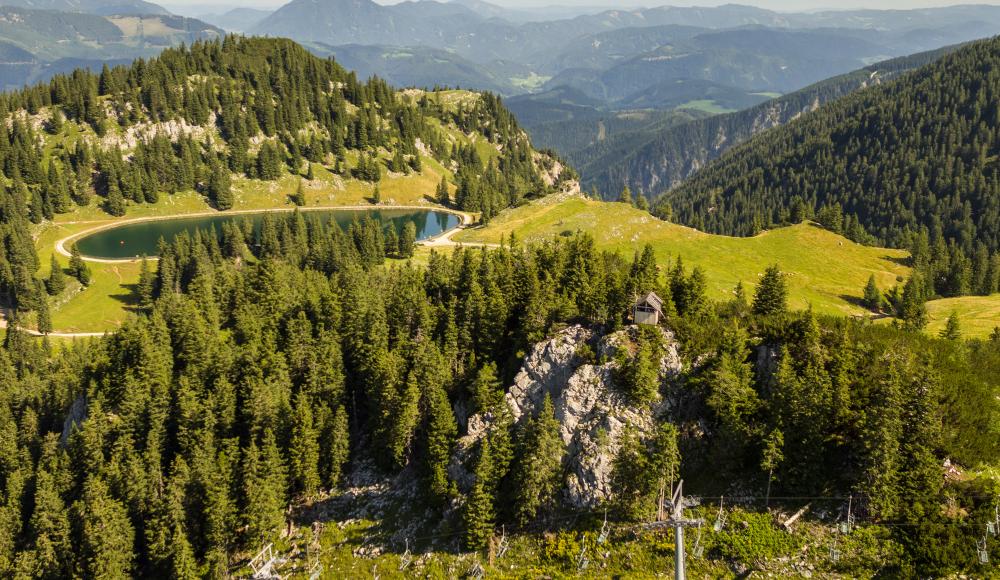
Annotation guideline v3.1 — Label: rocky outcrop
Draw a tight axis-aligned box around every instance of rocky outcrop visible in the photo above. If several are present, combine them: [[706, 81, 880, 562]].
[[450, 324, 683, 509]]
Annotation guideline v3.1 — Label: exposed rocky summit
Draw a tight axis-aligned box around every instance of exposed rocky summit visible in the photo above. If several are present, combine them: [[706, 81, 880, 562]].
[[451, 323, 682, 508]]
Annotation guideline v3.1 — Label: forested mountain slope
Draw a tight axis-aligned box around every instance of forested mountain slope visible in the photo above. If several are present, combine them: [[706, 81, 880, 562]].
[[583, 44, 960, 198], [1, 195, 997, 577], [0, 35, 557, 329], [662, 36, 1000, 300]]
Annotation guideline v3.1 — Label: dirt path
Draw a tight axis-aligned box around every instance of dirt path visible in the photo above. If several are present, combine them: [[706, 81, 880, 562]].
[[0, 316, 107, 339]]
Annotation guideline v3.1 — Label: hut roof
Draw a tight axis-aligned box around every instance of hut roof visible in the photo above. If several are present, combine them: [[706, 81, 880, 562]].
[[635, 291, 664, 314]]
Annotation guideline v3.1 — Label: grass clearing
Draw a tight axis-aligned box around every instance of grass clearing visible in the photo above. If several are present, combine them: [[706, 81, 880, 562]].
[[455, 194, 911, 318], [926, 294, 1000, 339], [678, 100, 736, 114]]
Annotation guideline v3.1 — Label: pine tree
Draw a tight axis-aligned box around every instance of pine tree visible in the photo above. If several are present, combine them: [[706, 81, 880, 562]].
[[104, 182, 126, 217], [45, 255, 65, 296], [290, 392, 321, 497], [618, 184, 632, 205], [617, 327, 662, 404], [325, 405, 350, 489], [635, 193, 649, 211], [939, 311, 961, 340], [863, 274, 883, 311], [69, 246, 91, 286], [753, 265, 787, 317], [291, 179, 306, 207], [437, 176, 450, 206], [136, 257, 154, 310], [462, 440, 495, 551], [399, 222, 416, 258], [209, 162, 233, 210], [77, 476, 135, 579], [513, 394, 564, 524], [899, 276, 928, 331]]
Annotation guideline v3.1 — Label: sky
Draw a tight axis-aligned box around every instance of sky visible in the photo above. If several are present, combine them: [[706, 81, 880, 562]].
[[166, 0, 1000, 14], [388, 0, 1000, 9]]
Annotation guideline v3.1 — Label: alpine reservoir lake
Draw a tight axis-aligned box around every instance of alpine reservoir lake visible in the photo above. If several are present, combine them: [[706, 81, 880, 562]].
[[74, 208, 460, 259]]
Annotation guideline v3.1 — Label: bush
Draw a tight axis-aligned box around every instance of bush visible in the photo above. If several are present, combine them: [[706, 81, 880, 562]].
[[714, 510, 803, 567]]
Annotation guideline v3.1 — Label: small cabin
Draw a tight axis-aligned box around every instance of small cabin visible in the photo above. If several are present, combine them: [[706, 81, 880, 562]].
[[633, 291, 664, 326]]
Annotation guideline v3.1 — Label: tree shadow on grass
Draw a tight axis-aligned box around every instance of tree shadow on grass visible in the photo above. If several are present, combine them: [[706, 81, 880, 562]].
[[109, 283, 141, 313], [882, 255, 911, 269]]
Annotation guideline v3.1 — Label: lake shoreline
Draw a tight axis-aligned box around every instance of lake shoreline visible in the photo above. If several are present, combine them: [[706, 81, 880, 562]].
[[56, 204, 474, 263]]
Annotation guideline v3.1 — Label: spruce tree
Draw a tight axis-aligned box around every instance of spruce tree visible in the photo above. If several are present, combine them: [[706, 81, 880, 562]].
[[77, 476, 135, 579], [899, 276, 928, 331], [469, 362, 502, 414], [462, 440, 495, 552], [136, 257, 154, 311], [618, 184, 632, 205], [863, 274, 883, 311], [399, 222, 416, 258], [69, 246, 91, 286], [425, 383, 456, 504], [26, 463, 72, 578], [291, 179, 306, 207], [104, 182, 126, 217], [939, 311, 961, 340], [45, 255, 65, 296], [209, 163, 233, 211], [240, 435, 285, 546], [761, 429, 784, 506], [513, 395, 564, 524], [752, 265, 787, 317], [290, 392, 321, 497], [617, 328, 662, 404], [437, 176, 450, 206], [325, 405, 350, 489]]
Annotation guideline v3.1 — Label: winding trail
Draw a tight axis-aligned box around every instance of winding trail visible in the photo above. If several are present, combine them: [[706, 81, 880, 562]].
[[0, 315, 107, 338]]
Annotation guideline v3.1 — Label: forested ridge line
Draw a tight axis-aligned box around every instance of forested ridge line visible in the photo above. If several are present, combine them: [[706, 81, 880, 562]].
[[0, 35, 571, 332], [583, 42, 962, 199], [660, 35, 1000, 305]]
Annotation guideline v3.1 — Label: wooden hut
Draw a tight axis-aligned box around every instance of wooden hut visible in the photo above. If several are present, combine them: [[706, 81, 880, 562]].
[[633, 291, 664, 325]]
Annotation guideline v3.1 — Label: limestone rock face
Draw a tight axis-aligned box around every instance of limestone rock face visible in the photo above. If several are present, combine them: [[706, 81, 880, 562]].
[[450, 323, 683, 509]]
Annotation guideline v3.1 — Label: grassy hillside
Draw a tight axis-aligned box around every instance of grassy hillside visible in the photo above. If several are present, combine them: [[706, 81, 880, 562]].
[[455, 193, 911, 318]]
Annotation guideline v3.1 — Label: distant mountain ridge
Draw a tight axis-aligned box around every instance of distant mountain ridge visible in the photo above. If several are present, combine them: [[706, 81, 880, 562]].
[[582, 44, 964, 200], [0, 0, 168, 15], [0, 7, 221, 89]]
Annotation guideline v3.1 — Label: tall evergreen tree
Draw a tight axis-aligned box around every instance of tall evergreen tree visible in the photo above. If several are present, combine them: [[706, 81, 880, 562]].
[[45, 255, 65, 296], [752, 265, 787, 317]]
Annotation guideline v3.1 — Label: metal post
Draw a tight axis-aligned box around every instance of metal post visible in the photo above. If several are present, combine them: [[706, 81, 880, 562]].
[[674, 523, 685, 580]]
